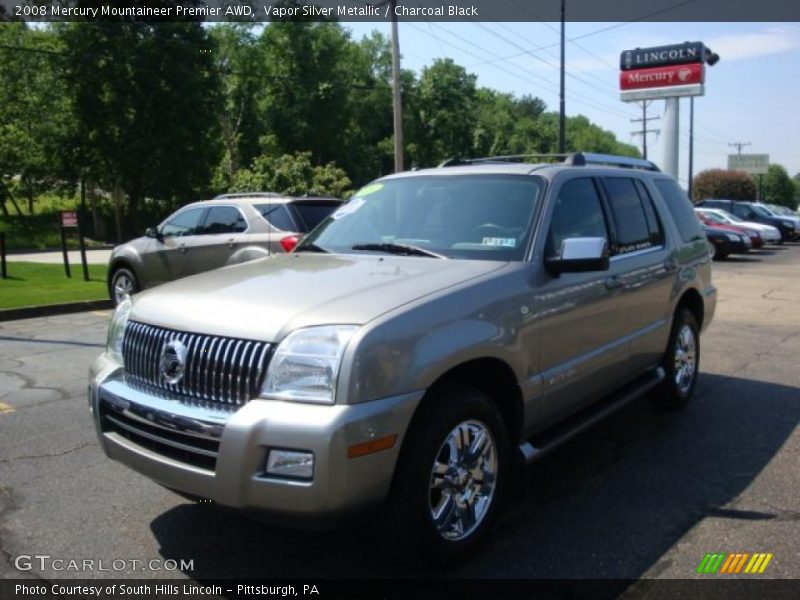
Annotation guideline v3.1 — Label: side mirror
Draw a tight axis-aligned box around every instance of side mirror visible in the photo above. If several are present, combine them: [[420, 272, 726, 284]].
[[545, 237, 610, 275], [145, 226, 162, 241]]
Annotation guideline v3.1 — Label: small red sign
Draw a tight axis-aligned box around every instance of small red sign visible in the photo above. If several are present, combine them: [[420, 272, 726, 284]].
[[620, 63, 704, 91], [61, 210, 78, 228]]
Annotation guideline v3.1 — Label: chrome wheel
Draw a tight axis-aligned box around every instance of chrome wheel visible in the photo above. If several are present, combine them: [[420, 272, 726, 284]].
[[673, 324, 697, 394], [429, 419, 497, 541], [113, 272, 135, 304]]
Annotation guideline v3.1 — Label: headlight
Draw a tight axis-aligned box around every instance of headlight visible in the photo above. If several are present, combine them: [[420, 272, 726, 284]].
[[782, 221, 794, 229], [105, 297, 132, 365], [262, 325, 358, 404]]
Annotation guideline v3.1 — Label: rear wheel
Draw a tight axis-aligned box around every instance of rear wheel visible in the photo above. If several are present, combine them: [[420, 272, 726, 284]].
[[382, 385, 510, 565], [654, 309, 699, 409], [711, 243, 727, 260], [110, 267, 139, 306]]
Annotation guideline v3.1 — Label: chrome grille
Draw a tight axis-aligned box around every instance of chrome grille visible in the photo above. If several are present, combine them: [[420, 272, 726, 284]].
[[122, 321, 270, 407]]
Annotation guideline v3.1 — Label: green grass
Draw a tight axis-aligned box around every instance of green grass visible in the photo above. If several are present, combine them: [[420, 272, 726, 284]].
[[0, 262, 108, 310]]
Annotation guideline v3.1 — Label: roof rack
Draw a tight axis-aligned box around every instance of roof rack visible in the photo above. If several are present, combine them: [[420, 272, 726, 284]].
[[438, 152, 660, 172], [212, 192, 284, 199]]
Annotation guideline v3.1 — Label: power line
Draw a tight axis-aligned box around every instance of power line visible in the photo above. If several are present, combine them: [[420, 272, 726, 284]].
[[467, 0, 696, 69], [411, 22, 634, 122]]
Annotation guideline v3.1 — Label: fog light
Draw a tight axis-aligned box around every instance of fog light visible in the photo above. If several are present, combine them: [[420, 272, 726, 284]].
[[266, 449, 314, 480]]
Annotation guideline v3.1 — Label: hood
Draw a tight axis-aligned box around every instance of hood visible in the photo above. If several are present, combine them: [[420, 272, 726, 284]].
[[738, 221, 778, 233], [129, 253, 508, 341]]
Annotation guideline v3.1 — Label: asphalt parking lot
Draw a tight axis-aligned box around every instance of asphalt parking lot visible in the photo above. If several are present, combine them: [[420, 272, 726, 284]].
[[1, 246, 799, 584]]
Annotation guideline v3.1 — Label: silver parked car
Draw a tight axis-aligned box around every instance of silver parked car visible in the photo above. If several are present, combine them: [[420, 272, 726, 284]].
[[107, 193, 343, 305], [90, 153, 716, 564]]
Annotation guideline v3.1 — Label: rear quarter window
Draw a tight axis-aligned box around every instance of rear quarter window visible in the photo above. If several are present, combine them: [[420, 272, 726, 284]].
[[653, 179, 704, 243]]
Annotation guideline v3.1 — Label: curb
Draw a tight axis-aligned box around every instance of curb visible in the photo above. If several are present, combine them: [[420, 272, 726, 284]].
[[0, 299, 113, 322]]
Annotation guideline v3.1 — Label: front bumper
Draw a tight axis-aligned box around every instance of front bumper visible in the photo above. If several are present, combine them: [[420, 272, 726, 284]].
[[89, 354, 422, 527]]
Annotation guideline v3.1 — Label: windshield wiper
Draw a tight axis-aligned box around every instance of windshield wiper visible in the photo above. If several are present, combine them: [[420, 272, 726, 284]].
[[351, 242, 444, 259], [294, 242, 328, 253]]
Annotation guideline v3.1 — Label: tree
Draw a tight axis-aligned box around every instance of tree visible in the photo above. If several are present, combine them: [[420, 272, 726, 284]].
[[761, 164, 796, 209], [230, 151, 351, 197], [565, 115, 640, 157], [692, 169, 756, 202], [59, 20, 222, 237], [0, 23, 72, 214], [414, 58, 477, 166], [256, 20, 354, 169], [209, 24, 263, 189]]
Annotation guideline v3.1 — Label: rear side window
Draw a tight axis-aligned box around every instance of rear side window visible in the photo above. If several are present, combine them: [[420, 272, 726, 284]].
[[290, 201, 341, 232], [256, 204, 297, 232], [653, 179, 704, 243], [603, 178, 664, 254], [200, 206, 248, 234], [547, 178, 609, 257]]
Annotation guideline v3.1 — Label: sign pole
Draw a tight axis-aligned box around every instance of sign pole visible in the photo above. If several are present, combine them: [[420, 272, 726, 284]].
[[0, 232, 7, 280], [688, 97, 695, 199], [78, 218, 89, 282], [60, 226, 71, 279], [662, 97, 680, 179]]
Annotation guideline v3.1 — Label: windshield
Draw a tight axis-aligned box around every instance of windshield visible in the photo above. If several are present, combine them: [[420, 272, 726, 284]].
[[699, 211, 725, 224], [724, 212, 745, 223], [752, 205, 773, 217], [299, 174, 544, 261]]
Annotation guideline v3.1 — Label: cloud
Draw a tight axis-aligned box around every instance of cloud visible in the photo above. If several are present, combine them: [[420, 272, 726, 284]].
[[707, 26, 800, 61]]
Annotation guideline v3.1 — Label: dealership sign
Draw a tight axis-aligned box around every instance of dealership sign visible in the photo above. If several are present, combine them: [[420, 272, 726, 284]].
[[728, 154, 770, 175], [620, 63, 704, 91], [620, 41, 708, 102], [620, 42, 706, 71]]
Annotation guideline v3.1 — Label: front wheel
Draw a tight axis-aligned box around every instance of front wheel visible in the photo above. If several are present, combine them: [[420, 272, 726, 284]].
[[110, 267, 139, 306], [654, 309, 700, 409], [381, 385, 510, 565]]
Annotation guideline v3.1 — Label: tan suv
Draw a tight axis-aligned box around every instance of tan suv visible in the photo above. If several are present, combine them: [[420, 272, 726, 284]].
[[91, 153, 716, 564], [107, 193, 342, 304]]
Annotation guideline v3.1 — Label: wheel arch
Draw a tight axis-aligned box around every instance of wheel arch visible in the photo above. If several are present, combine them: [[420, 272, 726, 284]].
[[412, 357, 525, 446], [675, 287, 704, 330]]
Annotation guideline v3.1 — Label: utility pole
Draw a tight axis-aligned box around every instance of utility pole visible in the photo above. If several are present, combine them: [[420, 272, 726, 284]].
[[558, 0, 566, 153], [389, 0, 404, 172], [630, 101, 660, 160], [728, 141, 751, 156]]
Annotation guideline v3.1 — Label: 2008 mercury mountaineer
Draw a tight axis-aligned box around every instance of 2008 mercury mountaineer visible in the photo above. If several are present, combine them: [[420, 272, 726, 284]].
[[90, 153, 716, 563]]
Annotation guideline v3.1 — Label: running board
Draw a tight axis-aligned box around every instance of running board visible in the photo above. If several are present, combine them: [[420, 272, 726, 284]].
[[519, 367, 665, 464]]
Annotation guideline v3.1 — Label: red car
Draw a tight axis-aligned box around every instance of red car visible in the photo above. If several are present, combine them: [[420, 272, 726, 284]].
[[696, 214, 763, 248]]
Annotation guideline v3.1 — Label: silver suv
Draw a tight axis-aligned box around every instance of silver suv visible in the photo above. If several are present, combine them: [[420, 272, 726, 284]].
[[107, 193, 342, 305], [90, 153, 716, 564]]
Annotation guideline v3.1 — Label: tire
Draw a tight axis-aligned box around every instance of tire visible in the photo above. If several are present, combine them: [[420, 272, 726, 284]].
[[109, 267, 139, 306], [381, 385, 510, 566], [654, 309, 700, 409], [711, 243, 727, 260]]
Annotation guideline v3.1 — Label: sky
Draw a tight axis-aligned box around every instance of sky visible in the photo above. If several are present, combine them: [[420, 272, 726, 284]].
[[344, 20, 800, 187]]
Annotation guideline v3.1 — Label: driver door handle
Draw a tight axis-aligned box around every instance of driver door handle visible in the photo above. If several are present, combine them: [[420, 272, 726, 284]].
[[227, 238, 236, 249], [178, 244, 188, 254]]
